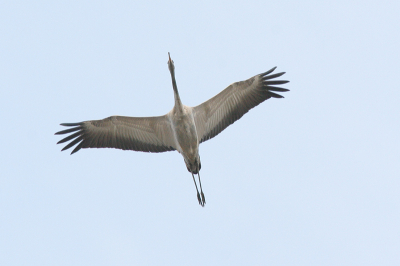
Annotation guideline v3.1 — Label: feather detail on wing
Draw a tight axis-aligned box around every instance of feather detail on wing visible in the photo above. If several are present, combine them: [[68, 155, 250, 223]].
[[55, 115, 176, 154], [192, 67, 289, 143]]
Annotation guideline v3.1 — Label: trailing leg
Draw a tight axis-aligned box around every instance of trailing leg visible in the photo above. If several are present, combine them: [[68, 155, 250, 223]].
[[192, 173, 203, 206], [198, 172, 206, 205]]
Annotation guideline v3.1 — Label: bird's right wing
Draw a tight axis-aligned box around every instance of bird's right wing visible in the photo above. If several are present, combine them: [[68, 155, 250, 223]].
[[55, 115, 177, 154], [192, 67, 289, 143]]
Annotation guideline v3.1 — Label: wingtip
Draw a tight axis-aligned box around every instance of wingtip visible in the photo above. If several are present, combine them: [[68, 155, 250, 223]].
[[269, 92, 285, 98], [70, 147, 79, 155], [61, 146, 68, 152], [261, 66, 278, 76], [264, 80, 290, 85], [60, 122, 82, 127], [71, 142, 84, 155], [267, 86, 290, 92]]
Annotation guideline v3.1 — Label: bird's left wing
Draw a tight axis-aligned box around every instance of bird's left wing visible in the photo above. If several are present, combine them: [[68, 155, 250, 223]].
[[192, 67, 289, 143], [55, 115, 177, 154]]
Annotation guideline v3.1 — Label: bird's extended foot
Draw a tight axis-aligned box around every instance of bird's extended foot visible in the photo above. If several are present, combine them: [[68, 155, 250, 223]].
[[197, 192, 203, 206], [201, 192, 206, 206]]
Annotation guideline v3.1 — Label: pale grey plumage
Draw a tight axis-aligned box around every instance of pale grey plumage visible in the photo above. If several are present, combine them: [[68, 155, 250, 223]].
[[193, 67, 288, 143], [56, 116, 176, 154], [55, 53, 289, 206]]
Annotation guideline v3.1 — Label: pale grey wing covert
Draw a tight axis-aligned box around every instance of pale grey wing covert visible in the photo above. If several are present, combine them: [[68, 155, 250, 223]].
[[55, 115, 177, 154], [192, 67, 289, 143]]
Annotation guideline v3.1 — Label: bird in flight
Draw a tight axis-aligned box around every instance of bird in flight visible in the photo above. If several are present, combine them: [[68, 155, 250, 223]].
[[55, 53, 289, 207]]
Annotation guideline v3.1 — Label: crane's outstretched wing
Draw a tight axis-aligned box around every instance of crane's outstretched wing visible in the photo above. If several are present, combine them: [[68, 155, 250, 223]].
[[55, 115, 176, 154], [193, 67, 289, 143]]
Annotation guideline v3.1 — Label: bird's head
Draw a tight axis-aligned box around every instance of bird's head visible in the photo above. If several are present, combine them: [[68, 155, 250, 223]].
[[168, 52, 175, 73]]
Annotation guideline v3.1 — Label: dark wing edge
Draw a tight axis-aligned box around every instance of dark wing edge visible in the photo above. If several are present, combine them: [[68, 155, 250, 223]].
[[55, 116, 176, 155], [193, 67, 289, 143]]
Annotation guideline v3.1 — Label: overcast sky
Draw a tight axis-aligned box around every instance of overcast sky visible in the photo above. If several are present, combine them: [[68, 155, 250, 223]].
[[1, 1, 399, 265]]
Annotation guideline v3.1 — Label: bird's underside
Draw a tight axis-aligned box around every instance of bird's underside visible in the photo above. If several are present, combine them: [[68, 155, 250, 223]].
[[55, 54, 289, 206]]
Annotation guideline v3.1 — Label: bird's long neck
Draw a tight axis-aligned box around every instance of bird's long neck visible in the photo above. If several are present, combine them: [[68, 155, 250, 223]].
[[170, 69, 183, 112]]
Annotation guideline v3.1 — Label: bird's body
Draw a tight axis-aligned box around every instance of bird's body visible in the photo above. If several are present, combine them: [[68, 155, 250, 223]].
[[55, 53, 289, 206], [170, 105, 201, 174]]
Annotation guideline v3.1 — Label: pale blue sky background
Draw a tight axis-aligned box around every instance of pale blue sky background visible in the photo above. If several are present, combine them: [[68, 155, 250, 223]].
[[1, 1, 399, 265]]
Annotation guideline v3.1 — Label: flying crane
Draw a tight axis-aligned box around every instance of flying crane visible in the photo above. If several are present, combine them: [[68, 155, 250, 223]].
[[55, 53, 289, 206]]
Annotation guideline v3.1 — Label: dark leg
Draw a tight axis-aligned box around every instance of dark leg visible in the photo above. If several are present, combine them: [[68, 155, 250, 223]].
[[198, 172, 206, 205], [192, 173, 203, 207]]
